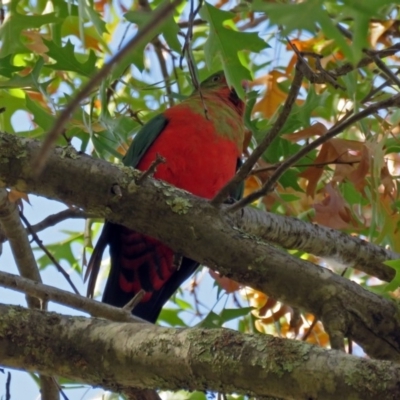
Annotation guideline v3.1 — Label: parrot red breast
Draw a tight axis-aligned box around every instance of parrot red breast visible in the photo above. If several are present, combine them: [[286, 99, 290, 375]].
[[86, 71, 246, 323]]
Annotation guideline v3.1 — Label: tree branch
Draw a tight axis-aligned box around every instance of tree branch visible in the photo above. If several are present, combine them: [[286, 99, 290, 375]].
[[0, 190, 59, 398], [233, 207, 398, 282], [1, 132, 400, 360], [1, 305, 400, 399], [0, 270, 144, 323]]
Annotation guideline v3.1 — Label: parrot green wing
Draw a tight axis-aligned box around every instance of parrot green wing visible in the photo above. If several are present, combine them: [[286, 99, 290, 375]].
[[123, 114, 169, 168]]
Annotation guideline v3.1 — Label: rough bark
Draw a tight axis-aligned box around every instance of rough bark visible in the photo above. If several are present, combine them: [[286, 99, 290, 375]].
[[0, 132, 400, 361], [1, 305, 400, 400]]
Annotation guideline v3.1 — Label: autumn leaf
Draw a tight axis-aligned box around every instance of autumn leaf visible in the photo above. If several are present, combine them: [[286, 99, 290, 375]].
[[299, 139, 370, 197], [8, 189, 30, 205], [209, 270, 241, 293], [251, 71, 289, 118], [313, 183, 355, 230], [282, 122, 327, 142]]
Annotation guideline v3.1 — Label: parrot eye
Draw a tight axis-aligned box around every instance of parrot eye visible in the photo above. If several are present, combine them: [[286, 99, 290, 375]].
[[212, 75, 221, 82]]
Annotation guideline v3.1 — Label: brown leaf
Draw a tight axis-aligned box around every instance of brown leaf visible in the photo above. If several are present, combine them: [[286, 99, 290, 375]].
[[282, 122, 327, 142], [300, 139, 368, 197], [313, 183, 353, 229], [381, 165, 396, 198]]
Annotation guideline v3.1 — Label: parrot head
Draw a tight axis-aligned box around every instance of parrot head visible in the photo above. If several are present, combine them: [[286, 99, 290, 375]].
[[197, 71, 246, 117]]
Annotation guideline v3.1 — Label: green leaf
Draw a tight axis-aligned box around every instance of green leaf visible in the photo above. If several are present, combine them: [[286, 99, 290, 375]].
[[0, 9, 62, 57], [384, 260, 400, 292], [0, 90, 28, 132], [199, 2, 265, 98], [25, 96, 55, 132], [158, 308, 187, 326], [43, 39, 97, 77], [0, 55, 24, 78], [219, 307, 254, 323], [198, 311, 221, 328], [0, 58, 47, 91], [199, 307, 253, 328], [252, 0, 354, 62], [124, 10, 182, 53]]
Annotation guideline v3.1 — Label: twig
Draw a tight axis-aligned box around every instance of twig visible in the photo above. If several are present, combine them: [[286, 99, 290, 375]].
[[30, 209, 92, 234], [32, 0, 182, 176], [138, 0, 174, 107], [228, 92, 400, 211], [301, 317, 318, 341], [365, 49, 400, 89], [0, 208, 93, 244], [251, 158, 361, 175], [0, 270, 146, 323], [136, 154, 166, 184], [19, 212, 81, 296], [180, 0, 203, 92], [178, 18, 205, 28], [211, 62, 304, 206], [123, 289, 146, 312], [5, 371, 10, 400]]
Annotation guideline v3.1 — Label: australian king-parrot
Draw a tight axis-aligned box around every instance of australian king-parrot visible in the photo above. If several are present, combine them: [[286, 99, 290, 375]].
[[86, 71, 246, 323]]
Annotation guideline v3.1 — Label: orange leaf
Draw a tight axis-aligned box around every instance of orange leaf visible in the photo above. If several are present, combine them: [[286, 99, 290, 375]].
[[369, 20, 395, 48], [244, 175, 262, 198], [251, 71, 289, 118], [209, 270, 240, 293], [8, 189, 30, 204], [22, 30, 50, 57]]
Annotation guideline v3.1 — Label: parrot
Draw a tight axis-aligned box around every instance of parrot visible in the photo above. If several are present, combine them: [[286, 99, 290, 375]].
[[85, 71, 246, 323]]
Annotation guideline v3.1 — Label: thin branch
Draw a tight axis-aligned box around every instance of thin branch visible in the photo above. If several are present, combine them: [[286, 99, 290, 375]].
[[19, 212, 80, 295], [136, 154, 166, 185], [30, 209, 93, 234], [180, 0, 203, 92], [211, 63, 304, 206], [0, 190, 42, 308], [365, 49, 400, 89], [228, 92, 400, 211], [251, 158, 361, 175], [177, 18, 205, 28], [138, 0, 174, 107], [0, 270, 145, 323], [123, 289, 146, 312], [32, 0, 182, 176], [0, 190, 59, 398], [0, 208, 93, 244]]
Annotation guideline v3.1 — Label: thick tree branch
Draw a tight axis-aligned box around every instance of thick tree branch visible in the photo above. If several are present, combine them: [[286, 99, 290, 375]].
[[1, 305, 400, 400], [234, 207, 398, 282], [1, 132, 400, 360]]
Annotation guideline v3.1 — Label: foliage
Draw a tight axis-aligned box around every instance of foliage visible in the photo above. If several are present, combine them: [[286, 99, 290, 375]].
[[1, 0, 400, 398]]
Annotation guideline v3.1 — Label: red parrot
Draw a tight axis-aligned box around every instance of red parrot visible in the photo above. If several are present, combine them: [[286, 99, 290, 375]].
[[86, 71, 246, 322]]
